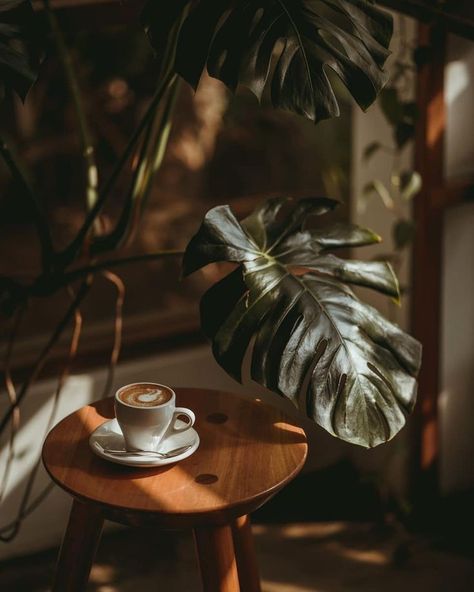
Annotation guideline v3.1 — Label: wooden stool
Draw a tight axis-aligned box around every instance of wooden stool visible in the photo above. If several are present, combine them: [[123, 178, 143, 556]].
[[42, 387, 307, 592]]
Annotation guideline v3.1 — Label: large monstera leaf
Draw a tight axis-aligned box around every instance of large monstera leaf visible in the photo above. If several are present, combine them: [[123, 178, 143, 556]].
[[183, 198, 421, 447], [142, 0, 393, 122], [0, 0, 38, 100]]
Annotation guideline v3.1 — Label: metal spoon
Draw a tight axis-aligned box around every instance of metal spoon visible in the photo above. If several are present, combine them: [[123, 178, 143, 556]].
[[94, 441, 192, 458]]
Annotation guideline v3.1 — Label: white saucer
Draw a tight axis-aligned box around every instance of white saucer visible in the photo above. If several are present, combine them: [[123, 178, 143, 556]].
[[89, 418, 200, 468]]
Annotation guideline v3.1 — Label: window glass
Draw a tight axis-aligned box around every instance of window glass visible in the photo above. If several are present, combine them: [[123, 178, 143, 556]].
[[444, 34, 474, 180]]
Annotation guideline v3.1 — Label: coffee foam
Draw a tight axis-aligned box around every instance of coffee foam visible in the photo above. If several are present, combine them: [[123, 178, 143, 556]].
[[118, 384, 172, 407]]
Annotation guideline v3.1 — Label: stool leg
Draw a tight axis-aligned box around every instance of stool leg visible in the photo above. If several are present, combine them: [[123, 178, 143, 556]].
[[193, 524, 240, 592], [53, 498, 104, 592], [231, 515, 262, 592]]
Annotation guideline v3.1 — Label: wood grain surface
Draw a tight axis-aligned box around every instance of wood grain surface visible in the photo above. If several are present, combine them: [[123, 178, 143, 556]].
[[42, 388, 307, 528]]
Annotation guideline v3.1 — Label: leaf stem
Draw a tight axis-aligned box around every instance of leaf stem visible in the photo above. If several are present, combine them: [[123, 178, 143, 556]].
[[90, 77, 180, 255], [54, 71, 177, 269], [63, 250, 185, 283]]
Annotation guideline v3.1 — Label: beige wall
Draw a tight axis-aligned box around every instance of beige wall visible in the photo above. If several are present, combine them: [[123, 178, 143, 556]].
[[349, 13, 416, 497]]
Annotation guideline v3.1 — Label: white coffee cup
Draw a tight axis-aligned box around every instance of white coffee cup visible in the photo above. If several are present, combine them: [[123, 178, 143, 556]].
[[114, 382, 195, 451]]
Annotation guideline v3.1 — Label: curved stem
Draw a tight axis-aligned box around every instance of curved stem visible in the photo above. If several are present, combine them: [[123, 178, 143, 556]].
[[0, 277, 93, 437], [90, 84, 162, 255], [133, 77, 181, 216], [0, 288, 84, 541]]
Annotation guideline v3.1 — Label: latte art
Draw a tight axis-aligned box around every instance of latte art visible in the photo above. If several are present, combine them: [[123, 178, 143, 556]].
[[118, 384, 172, 407]]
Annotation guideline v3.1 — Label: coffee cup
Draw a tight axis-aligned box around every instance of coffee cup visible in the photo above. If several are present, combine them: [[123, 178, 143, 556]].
[[114, 382, 195, 451]]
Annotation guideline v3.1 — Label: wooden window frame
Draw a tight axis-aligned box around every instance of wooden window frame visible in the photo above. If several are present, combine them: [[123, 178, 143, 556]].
[[411, 23, 474, 498]]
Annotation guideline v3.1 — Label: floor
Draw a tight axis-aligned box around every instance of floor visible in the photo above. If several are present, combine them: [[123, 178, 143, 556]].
[[0, 520, 473, 592]]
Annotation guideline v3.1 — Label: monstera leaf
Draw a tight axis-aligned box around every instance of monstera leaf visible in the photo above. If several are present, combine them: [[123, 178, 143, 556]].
[[0, 0, 38, 100], [142, 0, 393, 122], [183, 198, 421, 447]]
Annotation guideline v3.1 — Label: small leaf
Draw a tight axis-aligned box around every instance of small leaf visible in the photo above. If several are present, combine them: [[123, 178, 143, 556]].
[[392, 171, 422, 200], [402, 102, 418, 123], [379, 87, 403, 125], [393, 219, 415, 250], [363, 141, 382, 162], [363, 179, 394, 210], [395, 122, 415, 149]]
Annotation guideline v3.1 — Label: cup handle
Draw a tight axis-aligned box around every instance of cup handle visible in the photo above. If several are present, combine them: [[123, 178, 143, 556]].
[[169, 407, 195, 434]]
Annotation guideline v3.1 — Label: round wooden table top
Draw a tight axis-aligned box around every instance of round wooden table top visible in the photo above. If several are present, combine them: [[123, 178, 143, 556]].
[[42, 388, 307, 527]]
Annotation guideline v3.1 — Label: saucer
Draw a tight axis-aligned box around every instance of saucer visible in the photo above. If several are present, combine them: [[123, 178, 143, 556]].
[[89, 418, 200, 467]]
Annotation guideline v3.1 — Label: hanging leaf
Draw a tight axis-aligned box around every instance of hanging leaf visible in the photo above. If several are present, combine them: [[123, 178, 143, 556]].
[[363, 179, 394, 210], [363, 141, 382, 162], [379, 87, 403, 125], [393, 219, 415, 250], [0, 0, 39, 100], [395, 121, 415, 149], [183, 197, 421, 448], [402, 101, 418, 122], [379, 87, 418, 148], [142, 0, 393, 123], [392, 170, 422, 200]]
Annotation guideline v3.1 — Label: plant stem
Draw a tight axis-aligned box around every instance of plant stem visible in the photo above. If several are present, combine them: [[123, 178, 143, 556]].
[[136, 77, 181, 209], [0, 136, 53, 271], [43, 0, 99, 228], [92, 76, 181, 255], [89, 87, 160, 255], [55, 71, 177, 269], [63, 250, 185, 283]]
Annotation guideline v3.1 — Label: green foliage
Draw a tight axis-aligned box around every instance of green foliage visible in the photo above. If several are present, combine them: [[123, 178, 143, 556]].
[[379, 86, 418, 149], [392, 170, 422, 201], [363, 141, 382, 162], [363, 179, 394, 209], [393, 219, 415, 250], [142, 0, 393, 123], [183, 197, 421, 448]]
